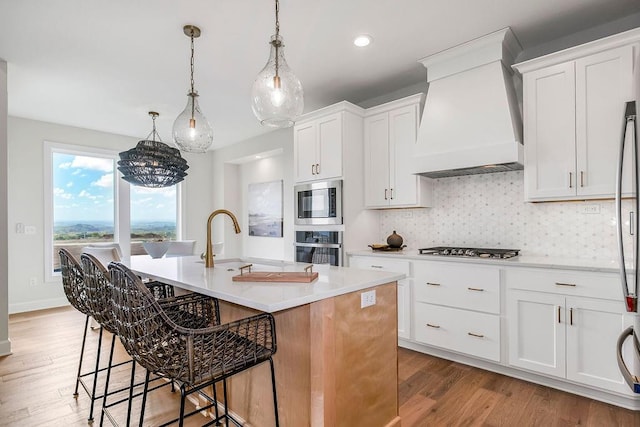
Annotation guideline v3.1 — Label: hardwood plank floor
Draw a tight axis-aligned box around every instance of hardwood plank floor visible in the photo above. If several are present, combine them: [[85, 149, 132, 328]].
[[1, 306, 639, 426]]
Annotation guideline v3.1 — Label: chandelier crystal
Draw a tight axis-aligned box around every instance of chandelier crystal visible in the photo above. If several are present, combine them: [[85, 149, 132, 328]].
[[251, 0, 303, 127], [173, 25, 213, 153]]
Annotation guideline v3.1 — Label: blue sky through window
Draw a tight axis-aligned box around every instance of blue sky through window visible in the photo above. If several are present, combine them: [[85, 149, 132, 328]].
[[53, 152, 177, 224]]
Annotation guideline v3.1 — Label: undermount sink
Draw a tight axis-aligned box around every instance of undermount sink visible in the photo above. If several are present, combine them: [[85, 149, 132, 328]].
[[195, 257, 294, 272]]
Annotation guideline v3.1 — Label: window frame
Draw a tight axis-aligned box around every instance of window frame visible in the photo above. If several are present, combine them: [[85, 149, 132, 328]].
[[44, 141, 183, 283]]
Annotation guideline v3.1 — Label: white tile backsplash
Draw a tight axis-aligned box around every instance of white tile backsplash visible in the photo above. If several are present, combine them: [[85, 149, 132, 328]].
[[379, 171, 632, 260]]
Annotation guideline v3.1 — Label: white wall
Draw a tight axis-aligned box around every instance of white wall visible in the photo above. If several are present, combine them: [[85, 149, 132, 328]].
[[240, 155, 288, 260], [211, 128, 293, 261], [7, 117, 214, 313], [0, 60, 10, 355]]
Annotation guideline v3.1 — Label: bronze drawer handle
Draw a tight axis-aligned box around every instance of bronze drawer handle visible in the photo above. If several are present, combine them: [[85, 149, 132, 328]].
[[426, 282, 440, 286], [370, 265, 384, 269], [426, 323, 440, 329], [467, 332, 484, 338], [555, 282, 576, 287], [467, 287, 484, 292]]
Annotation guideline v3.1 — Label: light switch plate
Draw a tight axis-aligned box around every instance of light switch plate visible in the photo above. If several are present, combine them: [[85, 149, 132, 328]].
[[361, 290, 376, 308]]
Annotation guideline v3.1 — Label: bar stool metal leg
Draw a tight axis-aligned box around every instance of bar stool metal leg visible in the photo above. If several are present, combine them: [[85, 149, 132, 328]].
[[74, 314, 90, 397]]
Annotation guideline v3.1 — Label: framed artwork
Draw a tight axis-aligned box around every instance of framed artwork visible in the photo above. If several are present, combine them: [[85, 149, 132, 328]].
[[248, 180, 283, 237]]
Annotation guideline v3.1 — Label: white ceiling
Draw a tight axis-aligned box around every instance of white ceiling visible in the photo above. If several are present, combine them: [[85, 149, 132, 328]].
[[1, 0, 639, 149]]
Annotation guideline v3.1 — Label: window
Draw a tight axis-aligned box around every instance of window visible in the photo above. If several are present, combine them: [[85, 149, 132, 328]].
[[45, 142, 179, 281], [130, 186, 178, 255]]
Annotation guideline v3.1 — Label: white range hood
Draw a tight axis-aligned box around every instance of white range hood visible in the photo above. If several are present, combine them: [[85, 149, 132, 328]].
[[413, 28, 524, 178]]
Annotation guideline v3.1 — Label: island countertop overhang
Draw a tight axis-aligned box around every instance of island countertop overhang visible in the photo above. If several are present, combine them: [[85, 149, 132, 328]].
[[125, 255, 405, 313]]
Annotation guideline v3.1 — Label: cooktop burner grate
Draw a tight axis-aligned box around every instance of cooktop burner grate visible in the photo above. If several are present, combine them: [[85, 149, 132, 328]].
[[418, 247, 520, 259]]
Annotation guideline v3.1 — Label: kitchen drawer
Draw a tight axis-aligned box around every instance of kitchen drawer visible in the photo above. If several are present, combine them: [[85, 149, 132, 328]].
[[414, 262, 500, 313], [413, 302, 500, 362], [505, 268, 623, 301], [348, 256, 411, 276]]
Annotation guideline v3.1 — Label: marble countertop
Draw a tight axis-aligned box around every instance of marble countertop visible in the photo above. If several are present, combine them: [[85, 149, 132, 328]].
[[126, 255, 405, 313], [347, 249, 627, 273]]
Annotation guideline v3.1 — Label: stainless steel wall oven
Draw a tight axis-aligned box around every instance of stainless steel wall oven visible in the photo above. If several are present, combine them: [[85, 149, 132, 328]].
[[294, 230, 343, 266]]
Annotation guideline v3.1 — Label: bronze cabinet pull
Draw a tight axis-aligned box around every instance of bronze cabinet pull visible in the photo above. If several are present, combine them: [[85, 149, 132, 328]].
[[311, 164, 316, 175], [316, 163, 320, 174], [467, 287, 484, 292], [384, 189, 388, 200], [570, 307, 573, 325], [555, 282, 576, 287], [426, 282, 440, 286], [468, 332, 484, 338], [426, 323, 440, 329], [558, 306, 561, 323], [370, 265, 383, 269], [390, 188, 393, 200], [580, 171, 585, 187], [569, 172, 573, 188]]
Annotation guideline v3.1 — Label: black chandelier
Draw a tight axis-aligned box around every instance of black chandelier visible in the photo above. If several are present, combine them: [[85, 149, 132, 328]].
[[118, 112, 189, 188]]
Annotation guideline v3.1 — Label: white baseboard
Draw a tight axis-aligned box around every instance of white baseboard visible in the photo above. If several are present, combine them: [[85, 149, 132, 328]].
[[9, 297, 69, 314], [0, 338, 11, 356]]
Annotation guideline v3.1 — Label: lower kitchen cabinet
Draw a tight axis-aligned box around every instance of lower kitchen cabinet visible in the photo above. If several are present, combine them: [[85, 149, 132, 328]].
[[347, 255, 412, 339], [414, 302, 501, 361], [412, 261, 501, 361], [507, 289, 633, 395]]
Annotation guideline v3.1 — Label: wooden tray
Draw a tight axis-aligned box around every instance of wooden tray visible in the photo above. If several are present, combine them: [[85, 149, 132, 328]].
[[232, 271, 318, 283]]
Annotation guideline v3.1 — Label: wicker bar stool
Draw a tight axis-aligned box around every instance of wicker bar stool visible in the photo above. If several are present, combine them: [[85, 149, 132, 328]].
[[58, 249, 92, 403], [108, 262, 280, 427], [81, 253, 222, 426]]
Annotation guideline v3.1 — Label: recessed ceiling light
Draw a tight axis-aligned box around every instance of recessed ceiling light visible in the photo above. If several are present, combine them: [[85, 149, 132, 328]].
[[353, 34, 372, 47]]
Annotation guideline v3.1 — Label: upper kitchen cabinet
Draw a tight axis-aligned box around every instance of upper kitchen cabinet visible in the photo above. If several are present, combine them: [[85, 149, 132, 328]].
[[513, 29, 640, 201], [293, 102, 364, 183], [364, 94, 433, 208]]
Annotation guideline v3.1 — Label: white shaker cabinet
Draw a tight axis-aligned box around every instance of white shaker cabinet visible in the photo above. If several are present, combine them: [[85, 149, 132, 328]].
[[506, 269, 633, 395], [293, 102, 364, 183], [514, 33, 639, 201], [363, 94, 432, 208], [413, 261, 501, 362]]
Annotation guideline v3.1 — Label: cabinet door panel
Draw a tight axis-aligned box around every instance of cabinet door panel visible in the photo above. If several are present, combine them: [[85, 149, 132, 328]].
[[524, 62, 576, 200], [364, 113, 391, 207], [507, 290, 565, 377], [398, 279, 411, 339], [294, 122, 317, 182], [389, 105, 419, 206], [565, 297, 633, 394], [317, 113, 342, 180], [575, 45, 634, 197]]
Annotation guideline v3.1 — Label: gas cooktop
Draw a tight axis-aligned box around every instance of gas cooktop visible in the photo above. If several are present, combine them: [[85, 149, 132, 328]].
[[418, 247, 520, 259]]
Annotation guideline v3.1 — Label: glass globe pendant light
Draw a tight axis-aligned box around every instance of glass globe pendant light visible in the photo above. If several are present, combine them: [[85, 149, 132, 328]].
[[173, 25, 213, 153], [251, 0, 304, 128]]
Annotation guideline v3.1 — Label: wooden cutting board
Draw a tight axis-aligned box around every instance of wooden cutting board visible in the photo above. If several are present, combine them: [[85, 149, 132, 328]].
[[232, 271, 319, 283]]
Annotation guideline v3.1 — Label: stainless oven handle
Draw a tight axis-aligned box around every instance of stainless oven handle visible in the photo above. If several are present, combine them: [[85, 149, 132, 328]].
[[294, 242, 342, 249]]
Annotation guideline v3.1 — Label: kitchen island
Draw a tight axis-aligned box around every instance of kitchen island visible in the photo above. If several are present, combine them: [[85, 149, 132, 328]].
[[127, 255, 405, 427]]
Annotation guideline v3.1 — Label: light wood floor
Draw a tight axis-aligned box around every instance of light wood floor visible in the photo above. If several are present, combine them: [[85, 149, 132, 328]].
[[1, 306, 640, 426]]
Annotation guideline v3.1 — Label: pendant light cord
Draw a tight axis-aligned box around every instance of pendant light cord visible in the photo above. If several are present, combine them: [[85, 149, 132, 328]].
[[274, 0, 280, 79], [189, 31, 196, 119]]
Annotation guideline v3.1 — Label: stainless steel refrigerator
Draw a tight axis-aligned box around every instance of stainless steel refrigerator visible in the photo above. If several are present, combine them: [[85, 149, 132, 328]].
[[615, 55, 640, 394]]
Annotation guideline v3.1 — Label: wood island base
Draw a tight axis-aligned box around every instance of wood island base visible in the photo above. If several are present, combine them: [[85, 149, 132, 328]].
[[218, 282, 400, 427]]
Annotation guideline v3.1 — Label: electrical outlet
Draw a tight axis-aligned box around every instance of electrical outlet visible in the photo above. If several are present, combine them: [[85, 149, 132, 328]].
[[29, 277, 37, 286], [361, 290, 376, 308], [15, 223, 24, 234], [24, 225, 36, 234], [402, 210, 413, 219], [580, 204, 600, 214]]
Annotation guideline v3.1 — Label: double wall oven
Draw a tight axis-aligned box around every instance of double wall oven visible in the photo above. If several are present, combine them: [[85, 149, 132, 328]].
[[294, 179, 343, 266]]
